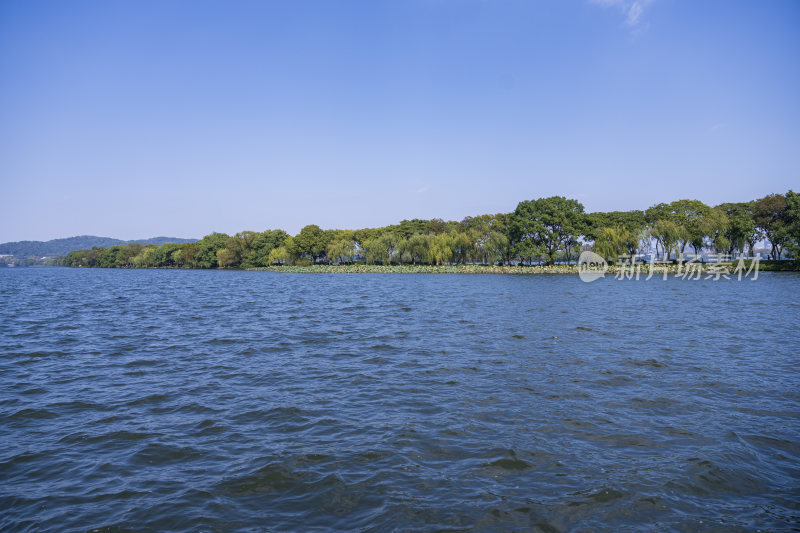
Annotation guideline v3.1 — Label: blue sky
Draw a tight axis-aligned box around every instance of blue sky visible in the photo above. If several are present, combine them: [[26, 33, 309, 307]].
[[1, 0, 798, 241]]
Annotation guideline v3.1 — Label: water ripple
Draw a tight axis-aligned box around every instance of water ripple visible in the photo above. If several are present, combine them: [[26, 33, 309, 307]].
[[0, 268, 798, 531]]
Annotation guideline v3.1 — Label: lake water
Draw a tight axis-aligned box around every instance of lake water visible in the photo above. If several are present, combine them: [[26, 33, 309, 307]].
[[1, 268, 798, 531]]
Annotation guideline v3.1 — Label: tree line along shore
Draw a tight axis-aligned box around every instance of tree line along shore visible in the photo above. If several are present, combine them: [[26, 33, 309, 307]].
[[58, 192, 800, 270]]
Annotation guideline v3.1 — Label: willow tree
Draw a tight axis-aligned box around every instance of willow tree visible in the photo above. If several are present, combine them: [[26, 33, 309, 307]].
[[380, 232, 401, 264], [429, 234, 454, 265], [361, 237, 388, 264], [327, 238, 356, 264], [405, 234, 431, 265], [216, 247, 238, 268], [268, 246, 290, 265], [450, 232, 474, 264], [486, 231, 509, 265], [593, 227, 635, 264]]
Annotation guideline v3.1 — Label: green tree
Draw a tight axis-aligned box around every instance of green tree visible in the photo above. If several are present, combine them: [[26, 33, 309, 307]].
[[649, 219, 682, 261], [362, 237, 388, 264], [450, 231, 474, 264], [352, 228, 380, 251], [584, 210, 646, 243], [490, 213, 515, 265], [405, 234, 431, 264], [510, 196, 585, 265], [132, 246, 157, 267], [327, 237, 357, 264], [486, 231, 509, 265], [514, 238, 544, 265], [645, 200, 709, 255], [97, 245, 122, 268], [216, 247, 238, 268], [593, 227, 634, 264], [391, 219, 429, 238], [180, 242, 200, 268], [426, 218, 450, 234], [784, 190, 800, 258], [429, 233, 454, 265], [268, 246, 290, 265], [379, 232, 401, 264], [242, 230, 288, 267], [194, 233, 230, 268], [669, 199, 711, 254], [218, 231, 259, 268], [152, 242, 183, 267], [115, 243, 143, 267], [697, 207, 729, 257], [753, 193, 789, 260], [291, 225, 332, 263], [718, 202, 759, 256]]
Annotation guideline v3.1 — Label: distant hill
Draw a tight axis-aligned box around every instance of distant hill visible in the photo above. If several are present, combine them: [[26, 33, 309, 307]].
[[0, 235, 197, 258]]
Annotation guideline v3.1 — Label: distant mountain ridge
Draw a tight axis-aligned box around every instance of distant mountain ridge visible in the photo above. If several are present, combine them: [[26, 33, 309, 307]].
[[0, 235, 197, 258]]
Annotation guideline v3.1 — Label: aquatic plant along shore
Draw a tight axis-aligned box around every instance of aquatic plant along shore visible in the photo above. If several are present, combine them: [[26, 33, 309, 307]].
[[251, 259, 795, 274]]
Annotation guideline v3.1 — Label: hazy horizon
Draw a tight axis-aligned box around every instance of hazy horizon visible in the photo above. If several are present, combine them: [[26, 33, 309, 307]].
[[2, 0, 798, 242]]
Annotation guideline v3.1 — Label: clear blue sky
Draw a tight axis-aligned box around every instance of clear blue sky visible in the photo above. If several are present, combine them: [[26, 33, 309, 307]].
[[1, 0, 798, 241]]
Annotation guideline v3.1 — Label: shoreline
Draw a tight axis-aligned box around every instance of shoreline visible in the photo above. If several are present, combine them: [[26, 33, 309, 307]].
[[33, 260, 797, 273], [247, 260, 795, 274]]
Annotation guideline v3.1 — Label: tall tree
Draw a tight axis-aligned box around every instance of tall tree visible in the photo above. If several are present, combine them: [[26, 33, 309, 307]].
[[268, 246, 290, 265], [584, 210, 646, 242], [429, 233, 454, 265], [646, 200, 710, 254], [718, 202, 759, 256], [593, 227, 635, 263], [406, 234, 431, 265], [426, 218, 450, 235], [649, 219, 682, 261], [510, 196, 585, 265], [753, 193, 789, 260], [243, 230, 289, 267], [194, 233, 230, 268], [219, 231, 259, 267], [784, 190, 800, 259], [392, 219, 429, 238], [698, 207, 729, 256], [290, 225, 332, 263], [361, 237, 388, 264], [327, 237, 357, 264]]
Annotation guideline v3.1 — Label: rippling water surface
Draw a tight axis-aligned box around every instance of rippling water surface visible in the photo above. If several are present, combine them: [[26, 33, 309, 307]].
[[1, 268, 798, 531]]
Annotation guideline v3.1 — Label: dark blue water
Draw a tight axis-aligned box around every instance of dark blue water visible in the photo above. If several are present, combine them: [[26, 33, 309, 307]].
[[1, 268, 798, 531]]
